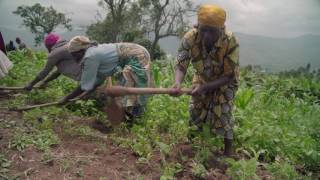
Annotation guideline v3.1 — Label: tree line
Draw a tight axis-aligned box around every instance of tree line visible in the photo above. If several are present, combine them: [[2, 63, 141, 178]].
[[13, 0, 195, 59]]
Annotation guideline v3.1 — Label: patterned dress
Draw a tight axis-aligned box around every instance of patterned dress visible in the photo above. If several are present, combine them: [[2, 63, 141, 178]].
[[115, 43, 153, 110], [175, 28, 240, 139], [80, 43, 152, 117]]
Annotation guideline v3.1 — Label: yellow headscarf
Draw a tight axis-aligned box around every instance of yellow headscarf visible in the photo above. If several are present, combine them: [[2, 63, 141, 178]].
[[198, 4, 226, 28], [68, 36, 91, 53]]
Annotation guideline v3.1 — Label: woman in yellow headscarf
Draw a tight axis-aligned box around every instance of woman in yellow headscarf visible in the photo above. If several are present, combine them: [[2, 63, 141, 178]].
[[172, 4, 240, 156]]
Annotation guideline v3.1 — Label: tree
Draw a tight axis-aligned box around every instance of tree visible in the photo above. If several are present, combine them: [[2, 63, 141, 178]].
[[87, 0, 165, 58], [87, 18, 165, 59], [87, 0, 144, 43], [86, 0, 194, 59], [86, 20, 112, 43], [13, 3, 72, 45], [98, 0, 129, 42], [139, 0, 194, 59]]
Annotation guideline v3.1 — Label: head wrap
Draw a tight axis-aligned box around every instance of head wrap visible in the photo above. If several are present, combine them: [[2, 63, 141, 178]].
[[198, 4, 226, 28], [44, 33, 61, 47], [68, 36, 91, 53]]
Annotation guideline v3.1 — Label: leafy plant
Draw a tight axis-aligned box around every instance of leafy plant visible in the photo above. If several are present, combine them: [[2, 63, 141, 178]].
[[42, 150, 54, 165], [0, 154, 11, 175], [160, 162, 183, 180], [75, 168, 84, 177], [60, 159, 71, 173], [33, 130, 59, 151], [226, 158, 259, 180], [235, 87, 254, 109], [10, 129, 59, 151], [191, 161, 208, 179], [1, 49, 319, 178], [10, 130, 33, 151], [266, 161, 299, 180]]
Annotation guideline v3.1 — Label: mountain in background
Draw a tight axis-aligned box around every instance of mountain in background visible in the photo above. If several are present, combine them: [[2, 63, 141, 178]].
[[1, 26, 320, 72], [236, 33, 320, 71], [159, 33, 320, 72]]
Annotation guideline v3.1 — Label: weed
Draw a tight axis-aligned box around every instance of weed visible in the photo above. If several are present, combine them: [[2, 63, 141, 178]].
[[60, 159, 72, 173], [75, 168, 84, 177], [226, 158, 259, 180], [191, 161, 208, 179], [266, 161, 299, 180], [0, 154, 11, 176], [160, 162, 183, 180], [10, 130, 32, 151], [10, 129, 59, 151], [42, 150, 54, 165], [1, 50, 320, 178]]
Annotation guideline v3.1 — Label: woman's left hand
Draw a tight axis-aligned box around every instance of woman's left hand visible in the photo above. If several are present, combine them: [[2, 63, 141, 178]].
[[191, 84, 207, 96]]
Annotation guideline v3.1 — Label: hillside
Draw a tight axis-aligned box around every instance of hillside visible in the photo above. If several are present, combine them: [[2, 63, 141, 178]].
[[2, 26, 320, 71], [0, 51, 319, 179], [159, 33, 320, 72]]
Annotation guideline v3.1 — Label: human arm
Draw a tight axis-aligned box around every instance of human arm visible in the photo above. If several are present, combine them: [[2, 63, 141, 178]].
[[59, 56, 101, 104], [191, 34, 240, 96], [58, 85, 84, 104], [24, 54, 59, 91], [171, 31, 194, 96], [38, 70, 61, 88]]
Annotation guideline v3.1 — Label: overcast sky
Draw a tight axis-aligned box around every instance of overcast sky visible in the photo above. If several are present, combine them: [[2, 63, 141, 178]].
[[0, 0, 320, 38]]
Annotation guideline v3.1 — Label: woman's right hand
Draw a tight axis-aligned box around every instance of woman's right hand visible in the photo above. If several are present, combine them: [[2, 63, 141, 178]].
[[170, 83, 183, 97]]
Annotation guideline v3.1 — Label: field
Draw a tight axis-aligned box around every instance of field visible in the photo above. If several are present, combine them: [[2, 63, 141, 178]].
[[0, 50, 319, 180]]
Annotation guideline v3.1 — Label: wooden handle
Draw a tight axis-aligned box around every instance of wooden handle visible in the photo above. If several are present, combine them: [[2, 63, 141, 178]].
[[12, 102, 59, 111], [11, 98, 79, 111], [0, 107, 8, 110], [103, 86, 192, 97], [0, 86, 39, 91], [0, 86, 25, 90]]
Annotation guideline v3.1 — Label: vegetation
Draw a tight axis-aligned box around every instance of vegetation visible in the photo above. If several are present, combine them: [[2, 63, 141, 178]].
[[0, 50, 319, 179], [86, 0, 194, 59], [13, 3, 72, 45]]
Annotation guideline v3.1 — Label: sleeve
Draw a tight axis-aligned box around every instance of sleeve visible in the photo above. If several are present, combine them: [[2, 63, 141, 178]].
[[174, 31, 194, 73], [80, 57, 100, 91], [36, 54, 59, 81], [223, 34, 240, 81]]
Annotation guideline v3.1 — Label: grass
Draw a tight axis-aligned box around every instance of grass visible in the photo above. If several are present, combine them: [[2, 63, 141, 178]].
[[0, 51, 319, 179], [10, 129, 59, 151]]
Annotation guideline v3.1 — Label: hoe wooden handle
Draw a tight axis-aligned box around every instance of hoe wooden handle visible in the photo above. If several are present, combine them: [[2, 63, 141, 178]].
[[103, 86, 192, 97], [10, 98, 79, 111], [0, 86, 39, 91]]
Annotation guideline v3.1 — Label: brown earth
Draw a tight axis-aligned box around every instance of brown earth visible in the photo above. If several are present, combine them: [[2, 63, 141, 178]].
[[0, 106, 163, 179], [0, 95, 271, 180]]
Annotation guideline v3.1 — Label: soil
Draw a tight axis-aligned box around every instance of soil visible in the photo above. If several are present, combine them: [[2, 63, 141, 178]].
[[0, 95, 271, 180], [0, 105, 163, 179]]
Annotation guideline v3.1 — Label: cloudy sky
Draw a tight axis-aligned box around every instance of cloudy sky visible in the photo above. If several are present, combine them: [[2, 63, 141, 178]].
[[0, 0, 320, 38]]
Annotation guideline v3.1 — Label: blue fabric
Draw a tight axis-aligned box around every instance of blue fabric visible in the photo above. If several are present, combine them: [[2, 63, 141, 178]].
[[80, 44, 119, 91]]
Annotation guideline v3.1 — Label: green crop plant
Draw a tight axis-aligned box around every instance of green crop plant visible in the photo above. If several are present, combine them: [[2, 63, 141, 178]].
[[1, 49, 319, 178]]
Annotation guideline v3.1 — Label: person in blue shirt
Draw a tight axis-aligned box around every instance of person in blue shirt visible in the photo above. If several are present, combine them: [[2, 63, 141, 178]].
[[60, 36, 153, 120]]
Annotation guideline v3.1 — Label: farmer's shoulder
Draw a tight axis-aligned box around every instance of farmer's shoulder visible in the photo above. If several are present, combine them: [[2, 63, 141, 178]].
[[181, 28, 199, 47], [224, 29, 239, 45], [183, 28, 198, 40], [48, 44, 70, 62]]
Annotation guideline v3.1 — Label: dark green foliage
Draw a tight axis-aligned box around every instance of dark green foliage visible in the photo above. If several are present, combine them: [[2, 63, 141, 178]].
[[0, 50, 319, 178], [86, 0, 194, 60], [13, 3, 72, 45]]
